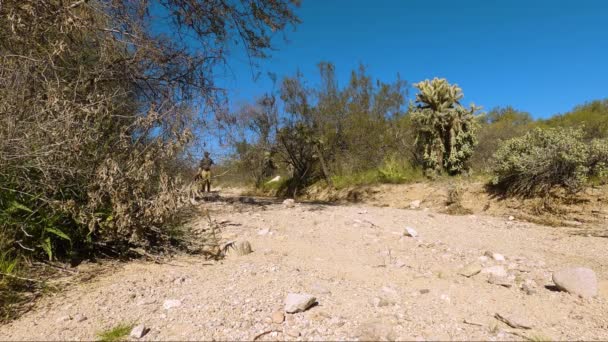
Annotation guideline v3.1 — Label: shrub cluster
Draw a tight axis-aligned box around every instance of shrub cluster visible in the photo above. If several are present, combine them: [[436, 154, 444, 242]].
[[490, 128, 608, 197]]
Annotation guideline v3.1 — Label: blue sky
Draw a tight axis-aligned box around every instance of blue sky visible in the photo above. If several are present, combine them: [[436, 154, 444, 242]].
[[218, 0, 608, 119]]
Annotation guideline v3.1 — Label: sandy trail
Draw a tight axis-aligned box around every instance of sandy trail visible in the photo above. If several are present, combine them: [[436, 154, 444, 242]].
[[1, 195, 607, 341]]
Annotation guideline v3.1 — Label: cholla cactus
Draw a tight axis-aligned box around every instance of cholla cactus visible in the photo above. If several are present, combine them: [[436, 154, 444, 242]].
[[410, 78, 480, 175]]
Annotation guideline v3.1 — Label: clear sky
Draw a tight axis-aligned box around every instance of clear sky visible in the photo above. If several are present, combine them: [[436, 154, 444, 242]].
[[218, 0, 608, 119]]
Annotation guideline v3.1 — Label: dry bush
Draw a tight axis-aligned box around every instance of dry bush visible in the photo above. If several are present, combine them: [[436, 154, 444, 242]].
[[445, 183, 472, 215], [0, 0, 299, 259]]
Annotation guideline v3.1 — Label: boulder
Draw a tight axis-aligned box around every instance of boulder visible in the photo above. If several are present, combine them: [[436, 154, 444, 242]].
[[552, 267, 598, 298]]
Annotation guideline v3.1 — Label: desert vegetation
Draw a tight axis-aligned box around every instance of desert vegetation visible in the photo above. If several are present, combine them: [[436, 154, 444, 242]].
[[0, 0, 299, 321], [219, 66, 608, 199]]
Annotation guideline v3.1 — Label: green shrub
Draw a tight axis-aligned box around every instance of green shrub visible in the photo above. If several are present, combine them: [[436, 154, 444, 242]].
[[490, 128, 592, 196]]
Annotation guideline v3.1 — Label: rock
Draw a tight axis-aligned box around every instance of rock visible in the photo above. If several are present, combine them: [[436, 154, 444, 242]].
[[508, 215, 515, 221], [284, 293, 317, 313], [521, 282, 537, 295], [73, 313, 87, 323], [371, 297, 393, 308], [488, 274, 513, 288], [404, 226, 418, 238], [283, 199, 295, 208], [419, 289, 430, 295], [130, 324, 148, 339], [481, 265, 508, 278], [163, 299, 182, 310], [459, 262, 482, 277], [440, 294, 451, 302], [272, 311, 285, 324], [409, 200, 422, 209], [257, 228, 270, 236], [495, 312, 532, 329], [56, 315, 72, 322], [552, 267, 598, 298], [493, 253, 505, 262]]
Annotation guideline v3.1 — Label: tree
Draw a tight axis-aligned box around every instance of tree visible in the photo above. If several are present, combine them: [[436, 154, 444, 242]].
[[0, 0, 300, 259], [410, 78, 481, 175]]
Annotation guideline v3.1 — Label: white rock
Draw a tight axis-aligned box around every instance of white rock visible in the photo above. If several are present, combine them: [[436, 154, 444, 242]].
[[283, 199, 295, 208], [284, 293, 316, 313], [404, 227, 418, 238], [492, 253, 506, 262], [163, 299, 182, 310], [409, 200, 422, 209], [481, 265, 508, 278], [552, 267, 598, 298], [73, 313, 87, 323], [508, 215, 515, 221], [257, 228, 270, 236], [130, 324, 148, 339]]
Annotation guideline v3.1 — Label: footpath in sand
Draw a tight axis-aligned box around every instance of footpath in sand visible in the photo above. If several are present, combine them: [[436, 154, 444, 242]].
[[1, 195, 608, 341]]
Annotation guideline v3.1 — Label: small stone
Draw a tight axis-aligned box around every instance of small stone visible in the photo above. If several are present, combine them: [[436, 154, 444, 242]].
[[521, 282, 537, 295], [163, 299, 182, 310], [73, 313, 87, 323], [459, 262, 482, 277], [552, 267, 598, 298], [272, 311, 285, 324], [478, 255, 489, 263], [409, 200, 422, 209], [508, 216, 515, 221], [481, 265, 508, 278], [492, 253, 506, 262], [283, 199, 295, 208], [137, 298, 156, 306], [404, 227, 418, 238], [419, 289, 430, 294], [495, 312, 532, 329], [440, 294, 451, 302], [257, 228, 270, 235], [371, 297, 392, 307], [284, 293, 316, 313], [56, 315, 72, 322], [488, 274, 513, 288], [130, 324, 148, 339]]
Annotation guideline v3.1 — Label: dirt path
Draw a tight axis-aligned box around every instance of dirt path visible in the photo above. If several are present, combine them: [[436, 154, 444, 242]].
[[2, 195, 608, 341]]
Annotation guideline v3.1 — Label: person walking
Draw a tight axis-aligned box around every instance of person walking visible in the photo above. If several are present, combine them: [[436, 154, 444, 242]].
[[198, 151, 214, 192]]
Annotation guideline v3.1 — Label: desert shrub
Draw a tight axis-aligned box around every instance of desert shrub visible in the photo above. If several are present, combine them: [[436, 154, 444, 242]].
[[410, 78, 481, 176], [471, 107, 534, 172], [490, 128, 591, 197], [588, 139, 608, 181], [0, 0, 299, 260]]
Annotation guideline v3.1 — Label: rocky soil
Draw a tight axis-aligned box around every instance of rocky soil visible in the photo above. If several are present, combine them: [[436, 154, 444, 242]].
[[1, 193, 608, 341]]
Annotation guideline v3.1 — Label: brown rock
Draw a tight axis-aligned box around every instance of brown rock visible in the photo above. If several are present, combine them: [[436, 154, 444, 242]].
[[271, 311, 285, 324]]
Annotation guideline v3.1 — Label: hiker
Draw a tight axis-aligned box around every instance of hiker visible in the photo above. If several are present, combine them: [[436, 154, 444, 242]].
[[198, 151, 214, 192]]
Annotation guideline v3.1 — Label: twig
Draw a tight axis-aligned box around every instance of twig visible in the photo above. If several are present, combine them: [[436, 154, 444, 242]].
[[252, 329, 282, 341], [0, 272, 44, 283]]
